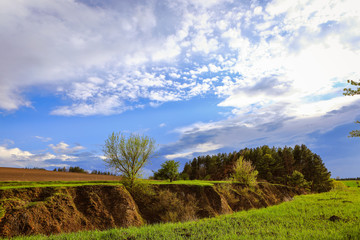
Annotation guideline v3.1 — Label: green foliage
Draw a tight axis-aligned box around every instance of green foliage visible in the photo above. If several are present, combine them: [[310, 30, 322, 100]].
[[103, 132, 156, 188], [231, 156, 258, 187], [343, 79, 360, 96], [68, 166, 87, 173], [182, 145, 332, 192], [52, 166, 87, 173], [287, 170, 309, 190], [90, 170, 116, 176], [53, 167, 67, 172], [343, 79, 360, 137], [331, 181, 348, 199], [153, 160, 180, 182], [178, 172, 190, 180]]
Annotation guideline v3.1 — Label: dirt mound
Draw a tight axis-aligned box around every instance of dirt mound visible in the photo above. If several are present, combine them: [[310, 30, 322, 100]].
[[0, 167, 122, 182], [215, 183, 303, 212], [0, 186, 142, 238], [0, 183, 305, 238], [128, 183, 303, 225]]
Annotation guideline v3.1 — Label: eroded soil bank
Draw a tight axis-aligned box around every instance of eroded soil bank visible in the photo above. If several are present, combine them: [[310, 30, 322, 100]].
[[0, 183, 304, 238]]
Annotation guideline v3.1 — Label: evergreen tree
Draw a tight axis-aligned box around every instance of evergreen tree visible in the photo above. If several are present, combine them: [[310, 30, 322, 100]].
[[180, 144, 331, 192]]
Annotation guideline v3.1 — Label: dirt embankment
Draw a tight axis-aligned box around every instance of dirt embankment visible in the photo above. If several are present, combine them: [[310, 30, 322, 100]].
[[132, 183, 303, 224], [0, 183, 304, 238], [0, 186, 142, 238]]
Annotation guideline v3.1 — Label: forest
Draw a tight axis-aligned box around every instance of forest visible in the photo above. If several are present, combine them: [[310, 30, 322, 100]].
[[180, 144, 332, 192]]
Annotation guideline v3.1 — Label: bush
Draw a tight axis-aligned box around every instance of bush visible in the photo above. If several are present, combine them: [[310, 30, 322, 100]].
[[287, 170, 310, 190], [231, 156, 258, 187]]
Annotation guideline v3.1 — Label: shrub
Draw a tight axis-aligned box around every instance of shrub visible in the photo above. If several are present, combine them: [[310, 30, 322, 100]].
[[231, 156, 258, 187], [287, 170, 310, 190]]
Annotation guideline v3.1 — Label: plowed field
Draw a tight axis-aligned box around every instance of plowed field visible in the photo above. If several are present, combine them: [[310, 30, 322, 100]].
[[0, 167, 122, 181]]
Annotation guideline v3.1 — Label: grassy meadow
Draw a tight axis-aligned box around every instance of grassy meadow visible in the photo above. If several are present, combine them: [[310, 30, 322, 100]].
[[340, 180, 360, 188], [7, 180, 359, 240]]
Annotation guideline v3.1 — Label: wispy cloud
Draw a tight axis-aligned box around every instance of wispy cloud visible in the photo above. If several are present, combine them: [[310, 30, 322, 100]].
[[34, 136, 52, 142], [49, 142, 85, 154], [161, 99, 360, 159]]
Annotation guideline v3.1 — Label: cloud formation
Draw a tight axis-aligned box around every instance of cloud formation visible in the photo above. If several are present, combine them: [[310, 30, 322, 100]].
[[1, 0, 360, 164], [0, 141, 93, 169], [1, 0, 359, 117]]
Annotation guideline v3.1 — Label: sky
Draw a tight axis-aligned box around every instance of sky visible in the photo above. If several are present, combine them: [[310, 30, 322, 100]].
[[0, 0, 359, 178]]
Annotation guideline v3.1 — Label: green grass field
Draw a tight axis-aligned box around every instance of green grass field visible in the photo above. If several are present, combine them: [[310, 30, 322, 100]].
[[340, 180, 360, 188], [8, 181, 360, 240]]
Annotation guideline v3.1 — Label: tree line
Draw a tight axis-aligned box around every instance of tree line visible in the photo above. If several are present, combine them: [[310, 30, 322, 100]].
[[53, 166, 116, 176], [180, 144, 332, 192]]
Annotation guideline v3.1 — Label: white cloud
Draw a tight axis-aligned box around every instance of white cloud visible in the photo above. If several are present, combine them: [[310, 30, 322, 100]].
[[164, 98, 360, 159], [169, 73, 181, 79], [0, 0, 359, 120], [34, 136, 52, 142], [192, 34, 219, 54], [0, 146, 57, 168], [49, 142, 85, 154], [51, 95, 127, 116], [0, 140, 97, 168], [165, 152, 193, 159], [165, 142, 222, 159], [208, 64, 221, 72]]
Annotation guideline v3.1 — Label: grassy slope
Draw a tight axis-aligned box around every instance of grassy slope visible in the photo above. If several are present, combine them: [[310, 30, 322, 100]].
[[10, 181, 360, 240]]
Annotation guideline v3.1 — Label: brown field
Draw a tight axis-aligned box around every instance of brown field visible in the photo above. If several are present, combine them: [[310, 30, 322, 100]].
[[0, 167, 122, 182]]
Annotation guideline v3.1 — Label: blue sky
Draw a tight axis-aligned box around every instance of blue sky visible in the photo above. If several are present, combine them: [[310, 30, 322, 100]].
[[0, 0, 359, 178]]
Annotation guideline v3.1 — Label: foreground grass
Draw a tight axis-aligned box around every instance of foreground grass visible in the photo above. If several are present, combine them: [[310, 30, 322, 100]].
[[11, 183, 360, 240]]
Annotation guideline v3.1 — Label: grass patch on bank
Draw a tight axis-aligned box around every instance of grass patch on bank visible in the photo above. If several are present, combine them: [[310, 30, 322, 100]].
[[0, 180, 233, 189], [144, 180, 232, 186], [0, 181, 123, 190], [10, 182, 360, 240]]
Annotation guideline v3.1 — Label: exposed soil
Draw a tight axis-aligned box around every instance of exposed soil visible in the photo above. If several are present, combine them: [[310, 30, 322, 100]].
[[131, 183, 303, 224], [0, 186, 142, 238], [0, 167, 122, 182], [0, 169, 306, 238]]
